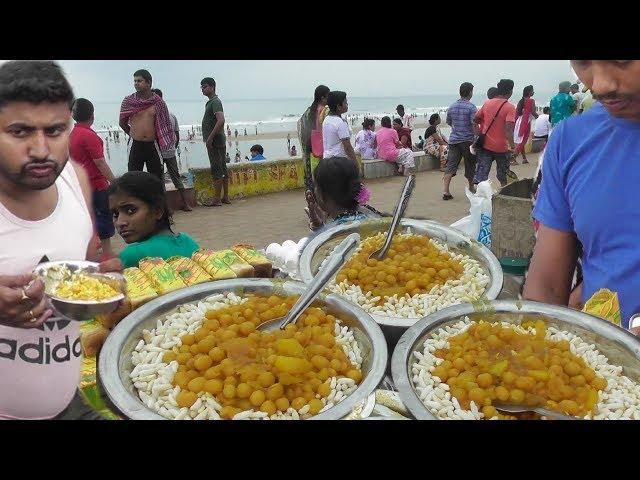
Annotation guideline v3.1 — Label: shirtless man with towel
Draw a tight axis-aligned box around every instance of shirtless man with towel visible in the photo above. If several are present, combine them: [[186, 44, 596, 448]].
[[119, 69, 175, 184]]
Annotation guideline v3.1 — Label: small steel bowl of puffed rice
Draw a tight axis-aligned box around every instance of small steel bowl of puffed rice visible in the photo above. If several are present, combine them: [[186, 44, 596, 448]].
[[392, 300, 640, 420]]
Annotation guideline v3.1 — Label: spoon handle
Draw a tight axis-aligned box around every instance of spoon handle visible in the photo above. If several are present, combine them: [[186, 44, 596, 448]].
[[494, 402, 580, 420], [376, 174, 416, 260], [534, 407, 580, 420], [279, 233, 360, 330]]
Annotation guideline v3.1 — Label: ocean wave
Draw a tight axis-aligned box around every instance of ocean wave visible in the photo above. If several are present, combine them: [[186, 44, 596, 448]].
[[226, 117, 302, 126], [226, 106, 450, 126], [92, 104, 452, 134]]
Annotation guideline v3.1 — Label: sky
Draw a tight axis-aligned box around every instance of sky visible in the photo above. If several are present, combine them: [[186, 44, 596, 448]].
[[43, 60, 575, 103]]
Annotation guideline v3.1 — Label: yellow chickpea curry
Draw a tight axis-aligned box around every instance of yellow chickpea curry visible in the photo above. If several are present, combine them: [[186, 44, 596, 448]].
[[335, 234, 464, 302], [163, 295, 364, 419], [54, 274, 120, 301], [432, 319, 607, 419]]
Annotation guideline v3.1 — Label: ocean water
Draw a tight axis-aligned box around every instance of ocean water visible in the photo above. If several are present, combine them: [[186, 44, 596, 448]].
[[92, 94, 463, 130], [94, 93, 554, 175], [101, 126, 448, 177]]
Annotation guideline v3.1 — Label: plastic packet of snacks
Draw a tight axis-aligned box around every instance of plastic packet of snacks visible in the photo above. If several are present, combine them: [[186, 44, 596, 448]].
[[192, 249, 237, 280], [217, 249, 255, 278], [232, 244, 273, 278], [138, 257, 187, 295], [583, 288, 621, 326], [122, 267, 158, 308], [167, 256, 212, 286]]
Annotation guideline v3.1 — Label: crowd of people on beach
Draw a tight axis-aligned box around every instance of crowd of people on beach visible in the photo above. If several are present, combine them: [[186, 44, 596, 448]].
[[295, 64, 640, 325], [297, 61, 640, 339], [0, 58, 638, 422], [314, 79, 592, 203]]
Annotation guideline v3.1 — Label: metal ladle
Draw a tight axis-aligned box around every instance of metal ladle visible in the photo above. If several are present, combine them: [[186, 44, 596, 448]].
[[258, 233, 361, 332], [368, 174, 416, 261]]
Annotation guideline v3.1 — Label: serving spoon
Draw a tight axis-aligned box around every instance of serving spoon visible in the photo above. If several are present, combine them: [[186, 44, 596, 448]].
[[368, 174, 416, 261], [257, 233, 360, 332], [492, 402, 581, 420]]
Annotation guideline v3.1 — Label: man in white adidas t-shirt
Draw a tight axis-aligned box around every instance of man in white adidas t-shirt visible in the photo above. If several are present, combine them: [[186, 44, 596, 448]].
[[0, 60, 121, 419]]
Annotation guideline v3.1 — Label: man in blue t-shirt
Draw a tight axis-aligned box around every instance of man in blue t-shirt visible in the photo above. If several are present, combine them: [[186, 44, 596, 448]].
[[524, 60, 640, 335], [443, 81, 478, 200]]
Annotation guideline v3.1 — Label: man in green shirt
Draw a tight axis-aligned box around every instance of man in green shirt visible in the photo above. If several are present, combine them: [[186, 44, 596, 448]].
[[550, 81, 576, 127], [200, 77, 230, 206]]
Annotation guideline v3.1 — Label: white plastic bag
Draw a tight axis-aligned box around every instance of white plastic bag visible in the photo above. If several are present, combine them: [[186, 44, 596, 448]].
[[450, 180, 494, 246]]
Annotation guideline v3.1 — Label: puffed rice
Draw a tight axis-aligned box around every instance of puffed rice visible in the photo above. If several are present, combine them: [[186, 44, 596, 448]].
[[320, 234, 490, 320], [129, 293, 365, 420], [410, 317, 640, 420]]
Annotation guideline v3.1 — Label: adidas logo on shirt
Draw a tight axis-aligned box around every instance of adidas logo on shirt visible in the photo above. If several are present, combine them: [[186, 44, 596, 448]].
[[0, 318, 80, 364]]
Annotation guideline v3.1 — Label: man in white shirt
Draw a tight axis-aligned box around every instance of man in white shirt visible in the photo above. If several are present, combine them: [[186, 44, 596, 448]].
[[531, 106, 552, 152], [396, 104, 412, 129], [570, 84, 584, 115], [533, 106, 551, 139]]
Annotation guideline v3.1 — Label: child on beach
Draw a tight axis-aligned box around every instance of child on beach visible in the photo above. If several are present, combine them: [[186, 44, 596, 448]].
[[354, 118, 377, 159], [108, 171, 200, 268], [375, 116, 415, 175], [250, 144, 266, 161], [69, 98, 117, 257]]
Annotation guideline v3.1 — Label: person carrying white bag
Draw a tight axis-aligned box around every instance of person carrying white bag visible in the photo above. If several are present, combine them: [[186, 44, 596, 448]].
[[450, 180, 494, 247]]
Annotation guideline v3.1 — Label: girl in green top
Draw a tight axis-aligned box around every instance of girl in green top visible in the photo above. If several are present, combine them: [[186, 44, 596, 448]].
[[108, 171, 199, 268]]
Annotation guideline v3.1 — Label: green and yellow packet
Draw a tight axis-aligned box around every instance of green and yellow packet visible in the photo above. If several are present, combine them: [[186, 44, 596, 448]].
[[583, 288, 621, 326]]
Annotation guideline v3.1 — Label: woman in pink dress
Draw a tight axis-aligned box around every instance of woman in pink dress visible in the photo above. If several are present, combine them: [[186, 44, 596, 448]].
[[375, 116, 415, 175], [513, 85, 538, 165]]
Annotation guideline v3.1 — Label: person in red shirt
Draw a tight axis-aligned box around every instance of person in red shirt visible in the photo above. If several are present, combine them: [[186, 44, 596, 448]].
[[472, 79, 517, 187], [69, 98, 116, 256]]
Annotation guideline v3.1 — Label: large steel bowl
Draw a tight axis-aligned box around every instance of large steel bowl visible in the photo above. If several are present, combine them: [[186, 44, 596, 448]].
[[391, 300, 640, 420], [298, 218, 503, 350], [98, 278, 388, 420]]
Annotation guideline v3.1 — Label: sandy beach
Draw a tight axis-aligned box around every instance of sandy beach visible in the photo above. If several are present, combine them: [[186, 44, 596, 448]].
[[102, 118, 436, 174], [224, 119, 431, 143]]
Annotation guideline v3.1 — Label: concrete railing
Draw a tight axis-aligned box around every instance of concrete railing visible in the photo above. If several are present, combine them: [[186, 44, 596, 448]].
[[188, 151, 444, 205], [361, 152, 440, 179], [190, 157, 306, 205]]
